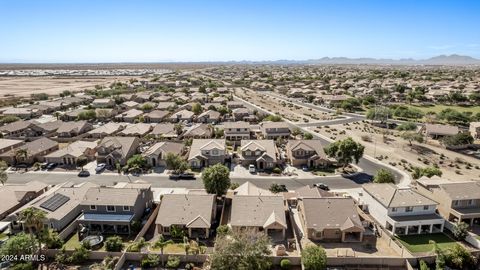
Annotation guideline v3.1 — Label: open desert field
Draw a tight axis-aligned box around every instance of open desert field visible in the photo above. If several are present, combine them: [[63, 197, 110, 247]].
[[0, 76, 138, 98]]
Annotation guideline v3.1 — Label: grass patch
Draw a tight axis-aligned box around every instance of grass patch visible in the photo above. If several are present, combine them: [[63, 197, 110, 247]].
[[64, 233, 82, 250], [396, 233, 457, 253], [0, 233, 8, 240], [407, 104, 480, 115], [151, 243, 186, 254]]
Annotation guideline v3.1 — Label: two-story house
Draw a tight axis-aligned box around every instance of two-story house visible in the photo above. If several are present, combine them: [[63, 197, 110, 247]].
[[415, 177, 480, 226], [224, 121, 251, 145], [238, 140, 279, 170], [260, 122, 291, 140], [77, 183, 153, 234], [188, 139, 226, 169], [286, 140, 331, 168], [96, 137, 140, 167], [360, 183, 444, 235]]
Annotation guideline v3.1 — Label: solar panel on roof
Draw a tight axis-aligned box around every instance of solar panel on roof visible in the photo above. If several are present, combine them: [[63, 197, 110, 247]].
[[40, 193, 70, 212]]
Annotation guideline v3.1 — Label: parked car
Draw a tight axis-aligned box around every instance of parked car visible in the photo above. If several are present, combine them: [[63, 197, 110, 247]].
[[301, 165, 309, 172], [314, 183, 330, 191], [78, 170, 90, 177], [249, 164, 256, 173], [46, 163, 57, 170], [95, 163, 106, 173]]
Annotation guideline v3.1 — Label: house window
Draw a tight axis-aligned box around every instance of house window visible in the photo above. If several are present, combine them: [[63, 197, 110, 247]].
[[123, 206, 130, 211], [255, 150, 261, 156], [423, 205, 429, 210], [245, 150, 251, 156], [406, 206, 413, 212], [391, 207, 397, 212], [90, 205, 97, 210], [106, 205, 115, 212], [454, 200, 459, 206], [212, 150, 218, 155]]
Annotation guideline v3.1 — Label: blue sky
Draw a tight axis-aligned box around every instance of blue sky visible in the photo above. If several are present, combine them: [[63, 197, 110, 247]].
[[0, 0, 479, 62]]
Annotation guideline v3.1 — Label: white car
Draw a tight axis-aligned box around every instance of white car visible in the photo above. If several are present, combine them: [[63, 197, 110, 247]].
[[249, 164, 256, 173], [95, 163, 106, 173]]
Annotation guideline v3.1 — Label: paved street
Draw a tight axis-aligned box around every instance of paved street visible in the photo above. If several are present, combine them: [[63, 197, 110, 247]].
[[7, 170, 364, 190]]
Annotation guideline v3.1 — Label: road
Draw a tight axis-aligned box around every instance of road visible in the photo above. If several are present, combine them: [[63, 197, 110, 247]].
[[7, 171, 364, 190]]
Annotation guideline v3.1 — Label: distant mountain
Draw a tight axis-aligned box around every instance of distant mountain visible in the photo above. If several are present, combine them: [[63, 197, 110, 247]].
[[240, 54, 480, 66]]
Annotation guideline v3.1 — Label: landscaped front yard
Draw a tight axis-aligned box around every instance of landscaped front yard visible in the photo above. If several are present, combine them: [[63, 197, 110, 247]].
[[396, 233, 458, 253]]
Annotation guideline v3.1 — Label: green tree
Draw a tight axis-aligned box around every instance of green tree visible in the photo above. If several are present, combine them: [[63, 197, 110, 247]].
[[152, 235, 174, 266], [419, 260, 430, 270], [0, 233, 37, 260], [104, 236, 124, 252], [302, 245, 327, 270], [77, 110, 96, 121], [192, 103, 202, 115], [401, 131, 424, 146], [324, 137, 364, 168], [165, 153, 189, 174], [303, 132, 314, 140], [76, 155, 89, 171], [202, 163, 231, 196], [15, 148, 28, 165], [269, 183, 288, 193], [209, 229, 272, 270], [452, 222, 469, 241], [442, 133, 474, 147], [0, 169, 7, 185], [366, 107, 393, 123], [263, 114, 282, 122], [373, 169, 395, 184], [18, 207, 46, 250], [126, 154, 147, 173], [396, 122, 417, 131], [140, 103, 154, 112]]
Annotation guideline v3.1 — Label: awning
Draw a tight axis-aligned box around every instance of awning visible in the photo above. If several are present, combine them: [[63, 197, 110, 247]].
[[79, 213, 133, 223]]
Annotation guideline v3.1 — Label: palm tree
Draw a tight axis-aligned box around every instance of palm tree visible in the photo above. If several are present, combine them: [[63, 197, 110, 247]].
[[152, 235, 173, 266], [19, 207, 47, 250], [0, 169, 7, 185]]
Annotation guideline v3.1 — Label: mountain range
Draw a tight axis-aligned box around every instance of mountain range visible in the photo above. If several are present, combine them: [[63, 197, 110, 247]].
[[233, 54, 480, 66]]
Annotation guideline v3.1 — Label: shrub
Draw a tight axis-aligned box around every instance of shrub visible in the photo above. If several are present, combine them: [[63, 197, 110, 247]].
[[272, 167, 282, 174], [104, 236, 124, 252], [166, 256, 181, 268], [141, 254, 160, 268], [280, 258, 292, 269]]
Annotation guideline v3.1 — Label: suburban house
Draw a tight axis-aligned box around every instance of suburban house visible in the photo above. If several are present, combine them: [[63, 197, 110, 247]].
[[196, 110, 221, 124], [360, 183, 444, 235], [224, 121, 251, 145], [150, 123, 180, 139], [229, 195, 287, 238], [0, 120, 44, 138], [157, 102, 177, 111], [142, 142, 184, 167], [87, 123, 125, 138], [470, 122, 480, 139], [233, 181, 274, 196], [188, 139, 226, 169], [286, 140, 331, 168], [169, 109, 194, 123], [155, 194, 217, 238], [1, 107, 40, 119], [182, 123, 214, 139], [77, 183, 153, 234], [0, 137, 59, 165], [121, 101, 139, 109], [115, 109, 144, 123], [56, 121, 93, 138], [117, 123, 153, 137], [92, 98, 115, 108], [297, 197, 364, 242], [260, 122, 291, 140], [232, 108, 250, 121], [11, 182, 99, 231], [226, 101, 244, 109], [143, 110, 169, 123], [421, 123, 459, 139], [0, 181, 48, 220], [96, 137, 140, 166], [238, 140, 279, 170], [44, 140, 97, 166], [0, 139, 24, 154], [415, 177, 480, 226]]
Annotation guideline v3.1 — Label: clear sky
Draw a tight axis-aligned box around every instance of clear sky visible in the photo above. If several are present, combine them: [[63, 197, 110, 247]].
[[0, 0, 479, 63]]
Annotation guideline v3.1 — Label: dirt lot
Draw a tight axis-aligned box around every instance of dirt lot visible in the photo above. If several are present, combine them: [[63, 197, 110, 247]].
[[235, 88, 338, 123], [0, 76, 139, 98], [309, 121, 480, 181]]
